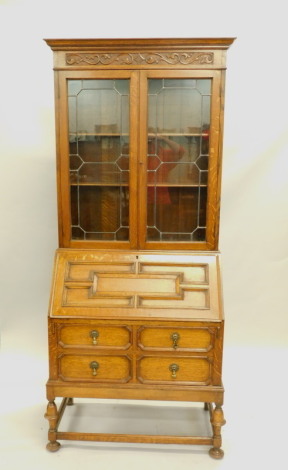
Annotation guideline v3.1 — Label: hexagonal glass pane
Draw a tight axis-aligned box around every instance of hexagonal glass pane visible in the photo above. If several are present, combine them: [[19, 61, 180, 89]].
[[68, 80, 82, 96], [116, 154, 129, 171], [82, 80, 115, 89], [196, 155, 208, 171], [71, 226, 85, 240], [77, 162, 128, 185], [196, 79, 211, 95], [146, 227, 160, 241], [76, 186, 128, 235], [70, 154, 83, 171], [155, 162, 199, 185]]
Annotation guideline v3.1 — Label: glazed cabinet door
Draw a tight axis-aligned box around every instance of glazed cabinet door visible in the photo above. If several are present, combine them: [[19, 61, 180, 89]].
[[56, 69, 223, 250], [138, 70, 222, 251], [56, 70, 139, 248]]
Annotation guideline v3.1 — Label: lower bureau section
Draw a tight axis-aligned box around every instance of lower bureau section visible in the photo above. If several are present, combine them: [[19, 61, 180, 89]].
[[46, 317, 225, 458], [48, 318, 223, 387]]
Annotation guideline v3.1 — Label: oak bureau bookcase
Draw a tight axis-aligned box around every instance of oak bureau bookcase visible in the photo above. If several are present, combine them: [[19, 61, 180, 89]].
[[44, 37, 234, 458]]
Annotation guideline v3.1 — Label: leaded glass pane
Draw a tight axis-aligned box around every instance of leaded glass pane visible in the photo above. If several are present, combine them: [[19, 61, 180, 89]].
[[147, 78, 211, 242], [68, 79, 130, 241]]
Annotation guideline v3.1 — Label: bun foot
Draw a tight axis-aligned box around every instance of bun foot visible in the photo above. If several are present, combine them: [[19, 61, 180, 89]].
[[209, 447, 224, 459], [46, 441, 61, 452]]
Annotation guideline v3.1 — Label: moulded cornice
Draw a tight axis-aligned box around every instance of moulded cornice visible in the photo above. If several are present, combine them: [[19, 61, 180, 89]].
[[44, 37, 236, 52]]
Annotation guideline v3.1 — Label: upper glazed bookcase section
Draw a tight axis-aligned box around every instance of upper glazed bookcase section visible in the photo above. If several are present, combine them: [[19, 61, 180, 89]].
[[44, 38, 235, 70]]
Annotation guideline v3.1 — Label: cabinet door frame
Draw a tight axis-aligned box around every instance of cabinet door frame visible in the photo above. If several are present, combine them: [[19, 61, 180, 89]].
[[138, 69, 223, 251], [56, 69, 139, 249]]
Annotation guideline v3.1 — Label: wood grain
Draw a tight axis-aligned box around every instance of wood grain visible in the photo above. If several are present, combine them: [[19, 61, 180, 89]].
[[49, 249, 223, 321], [44, 37, 234, 457], [137, 356, 211, 384], [47, 40, 233, 250]]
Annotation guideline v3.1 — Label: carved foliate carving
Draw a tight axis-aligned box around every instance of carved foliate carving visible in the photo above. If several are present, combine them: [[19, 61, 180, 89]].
[[66, 52, 214, 66]]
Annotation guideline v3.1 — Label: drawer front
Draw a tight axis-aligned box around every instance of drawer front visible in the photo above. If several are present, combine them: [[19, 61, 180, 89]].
[[138, 327, 213, 352], [137, 356, 212, 385], [59, 354, 131, 383], [59, 325, 131, 349]]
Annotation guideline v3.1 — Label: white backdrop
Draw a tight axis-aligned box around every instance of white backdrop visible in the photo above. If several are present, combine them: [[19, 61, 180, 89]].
[[0, 1, 287, 469]]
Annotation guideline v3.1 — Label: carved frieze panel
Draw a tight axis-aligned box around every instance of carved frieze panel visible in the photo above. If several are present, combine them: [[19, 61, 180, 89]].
[[65, 52, 214, 67]]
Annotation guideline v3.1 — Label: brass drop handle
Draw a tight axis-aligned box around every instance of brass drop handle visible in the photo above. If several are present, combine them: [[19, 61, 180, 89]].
[[90, 361, 99, 376], [169, 363, 179, 379], [171, 332, 180, 349], [90, 330, 99, 345]]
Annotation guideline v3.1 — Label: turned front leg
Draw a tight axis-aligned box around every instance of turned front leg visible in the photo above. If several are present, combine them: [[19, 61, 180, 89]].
[[209, 404, 226, 459], [45, 401, 61, 452]]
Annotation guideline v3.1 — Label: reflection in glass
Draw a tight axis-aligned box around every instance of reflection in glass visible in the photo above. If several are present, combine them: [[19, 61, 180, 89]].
[[147, 78, 211, 242], [68, 79, 130, 241]]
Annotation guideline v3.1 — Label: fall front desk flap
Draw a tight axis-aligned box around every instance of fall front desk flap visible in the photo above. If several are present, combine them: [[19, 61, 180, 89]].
[[49, 250, 223, 321]]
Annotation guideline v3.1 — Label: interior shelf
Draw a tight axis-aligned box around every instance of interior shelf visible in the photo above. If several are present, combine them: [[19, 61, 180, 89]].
[[70, 182, 129, 187], [69, 132, 208, 139], [70, 182, 207, 188]]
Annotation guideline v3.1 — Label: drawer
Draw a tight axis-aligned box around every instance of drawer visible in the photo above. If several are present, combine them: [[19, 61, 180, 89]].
[[137, 356, 212, 385], [138, 327, 213, 352], [59, 354, 131, 383], [58, 325, 131, 349]]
